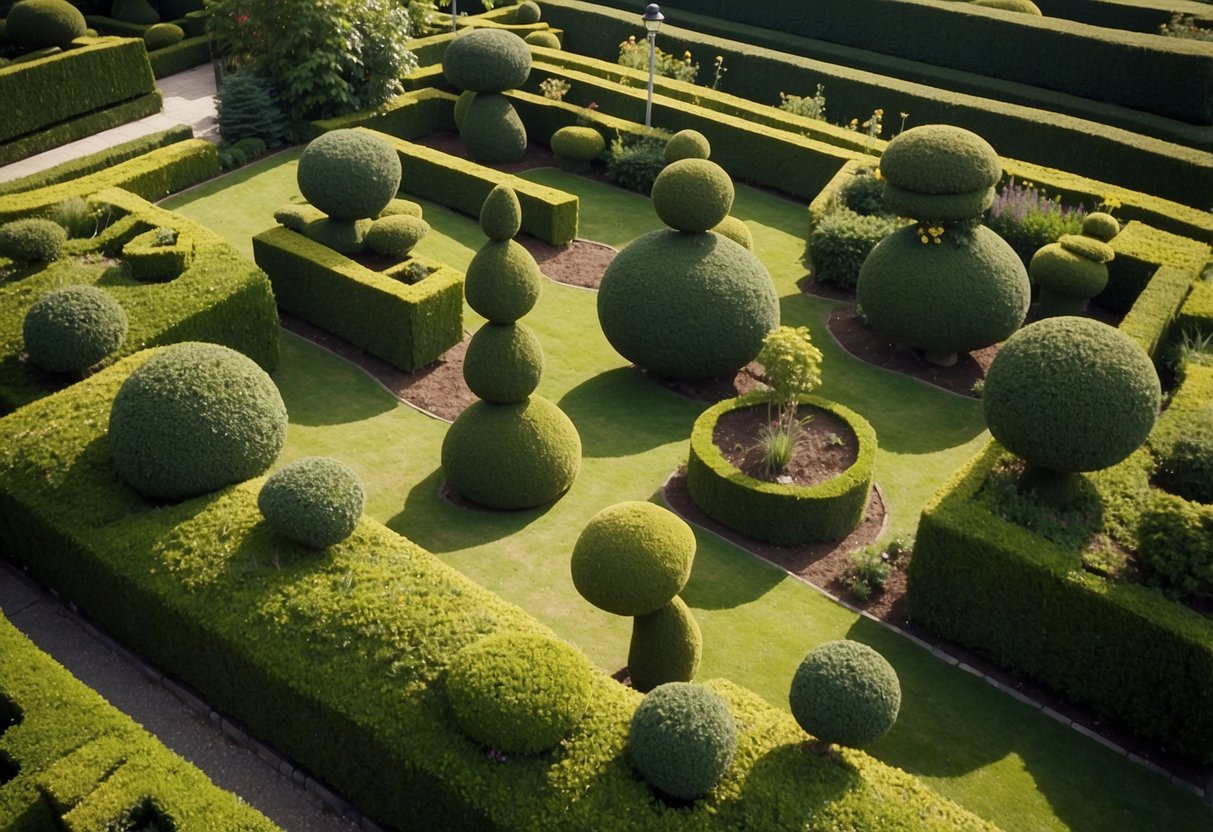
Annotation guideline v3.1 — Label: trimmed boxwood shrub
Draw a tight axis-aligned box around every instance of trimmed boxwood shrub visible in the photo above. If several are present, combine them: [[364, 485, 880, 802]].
[[443, 28, 533, 93], [789, 640, 901, 748], [143, 22, 184, 50], [461, 92, 528, 165], [650, 159, 734, 233], [480, 183, 522, 242], [122, 227, 194, 282], [462, 322, 544, 403], [550, 126, 605, 173], [628, 596, 702, 694], [379, 198, 424, 219], [6, 0, 86, 48], [446, 631, 592, 755], [880, 124, 1000, 197], [628, 682, 737, 800], [1082, 211, 1120, 242], [108, 342, 287, 500], [22, 285, 128, 373], [296, 129, 402, 221], [0, 218, 66, 264], [366, 214, 429, 258], [711, 215, 752, 250], [515, 0, 542, 24], [464, 240, 541, 324], [1154, 418, 1213, 505], [524, 30, 561, 49], [302, 217, 372, 256], [1137, 490, 1213, 598], [664, 129, 711, 163], [111, 0, 160, 25], [257, 456, 365, 549], [1030, 243, 1109, 316], [809, 209, 903, 291]]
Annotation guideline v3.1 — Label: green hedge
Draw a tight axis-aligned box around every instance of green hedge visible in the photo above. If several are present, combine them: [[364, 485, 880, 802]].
[[147, 33, 210, 78], [0, 613, 280, 831], [1118, 265, 1198, 360], [0, 352, 1001, 832], [0, 93, 162, 169], [252, 226, 463, 372], [0, 187, 279, 412], [1177, 279, 1213, 340], [1151, 364, 1213, 461], [686, 393, 877, 545], [1033, 0, 1212, 32], [310, 87, 457, 142], [1101, 221, 1211, 313]]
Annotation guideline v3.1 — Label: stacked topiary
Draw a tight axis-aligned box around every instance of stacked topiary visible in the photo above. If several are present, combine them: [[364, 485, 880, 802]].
[[570, 501, 700, 693], [23, 285, 128, 374], [628, 682, 737, 799], [789, 640, 901, 749], [443, 29, 532, 164], [857, 124, 1030, 366], [598, 140, 779, 379], [550, 126, 605, 174], [258, 456, 365, 549], [441, 185, 580, 509], [1030, 211, 1120, 317], [664, 129, 711, 164], [0, 218, 66, 265], [5, 0, 86, 48]]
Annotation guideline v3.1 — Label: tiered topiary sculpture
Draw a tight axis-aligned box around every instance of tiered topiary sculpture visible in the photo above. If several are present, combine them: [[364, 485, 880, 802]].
[[550, 126, 605, 173], [441, 186, 580, 509], [598, 149, 779, 379], [6, 0, 86, 48], [23, 285, 128, 374], [856, 124, 1030, 366], [789, 640, 901, 749], [0, 218, 66, 264], [628, 682, 737, 800], [108, 342, 287, 501], [258, 457, 365, 549], [443, 29, 532, 164], [664, 129, 711, 164], [982, 316, 1160, 505], [570, 501, 700, 693], [1031, 212, 1120, 317]]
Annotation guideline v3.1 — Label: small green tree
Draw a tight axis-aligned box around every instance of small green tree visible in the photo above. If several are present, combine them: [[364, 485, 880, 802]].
[[755, 325, 823, 474]]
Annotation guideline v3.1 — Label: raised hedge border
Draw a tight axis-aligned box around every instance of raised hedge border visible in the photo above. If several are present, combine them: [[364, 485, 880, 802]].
[[252, 226, 463, 373], [0, 613, 280, 831], [1034, 0, 1213, 33], [147, 35, 211, 79], [1103, 221, 1212, 313], [310, 87, 456, 142], [0, 350, 1002, 832]]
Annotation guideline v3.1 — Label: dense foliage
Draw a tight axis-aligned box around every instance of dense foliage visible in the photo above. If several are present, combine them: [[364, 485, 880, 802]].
[[809, 209, 903, 291], [789, 640, 901, 748], [0, 218, 66, 264], [628, 683, 737, 799], [257, 456, 365, 548], [22, 285, 128, 374], [216, 71, 290, 145]]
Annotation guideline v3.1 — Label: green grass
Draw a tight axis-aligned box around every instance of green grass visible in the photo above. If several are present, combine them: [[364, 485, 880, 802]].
[[165, 161, 1213, 832]]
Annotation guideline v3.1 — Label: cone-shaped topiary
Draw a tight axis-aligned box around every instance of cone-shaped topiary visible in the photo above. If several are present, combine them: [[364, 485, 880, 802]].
[[446, 631, 592, 755], [442, 28, 532, 93], [480, 183, 523, 241], [111, 0, 159, 24], [366, 214, 429, 258], [463, 322, 544, 403], [296, 129, 402, 222], [143, 22, 184, 49], [972, 0, 1042, 13], [0, 218, 66, 264], [1082, 212, 1120, 242], [6, 0, 86, 47], [524, 30, 560, 49], [515, 0, 542, 23], [464, 240, 542, 323], [651, 159, 734, 233], [628, 596, 702, 693], [257, 457, 365, 548], [711, 216, 752, 250], [789, 640, 901, 748], [571, 501, 696, 617], [461, 92, 528, 164], [551, 126, 605, 173], [664, 129, 711, 163], [109, 342, 287, 501], [23, 285, 128, 373], [629, 682, 737, 800]]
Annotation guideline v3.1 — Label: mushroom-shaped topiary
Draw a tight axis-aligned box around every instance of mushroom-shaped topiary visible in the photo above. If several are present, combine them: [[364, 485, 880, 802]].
[[628, 596, 702, 693], [442, 28, 532, 92], [109, 342, 287, 501], [711, 215, 753, 250], [257, 457, 365, 548], [571, 500, 697, 616], [1081, 212, 1120, 242], [480, 183, 523, 242], [6, 0, 86, 48], [296, 129, 402, 222], [629, 682, 737, 800], [1030, 235, 1114, 317], [664, 129, 711, 163], [143, 22, 184, 50], [651, 159, 735, 233], [515, 0, 542, 23], [446, 631, 592, 755], [983, 316, 1160, 502], [365, 214, 429, 259], [524, 30, 561, 49], [0, 218, 66, 264], [789, 640, 901, 748], [880, 124, 1001, 206], [550, 126, 606, 173], [463, 322, 544, 403], [23, 285, 128, 373], [972, 0, 1043, 13]]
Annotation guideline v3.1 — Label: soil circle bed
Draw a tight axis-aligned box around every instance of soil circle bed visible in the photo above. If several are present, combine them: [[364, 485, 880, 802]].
[[713, 403, 859, 488]]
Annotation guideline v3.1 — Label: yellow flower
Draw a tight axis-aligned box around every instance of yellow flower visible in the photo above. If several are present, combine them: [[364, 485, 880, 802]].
[[684, 50, 692, 59], [934, 238, 941, 244], [919, 234, 929, 244], [874, 168, 884, 182], [715, 55, 723, 63]]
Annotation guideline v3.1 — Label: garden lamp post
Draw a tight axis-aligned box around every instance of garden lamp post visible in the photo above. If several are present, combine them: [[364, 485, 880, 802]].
[[643, 3, 664, 128], [451, 0, 458, 33]]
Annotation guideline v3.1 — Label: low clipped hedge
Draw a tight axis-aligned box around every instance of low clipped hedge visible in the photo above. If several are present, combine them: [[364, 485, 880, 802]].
[[147, 33, 210, 78], [311, 87, 457, 140], [252, 225, 463, 372], [687, 393, 876, 545], [0, 355, 1001, 831], [1102, 221, 1211, 314], [1118, 266, 1197, 360], [1177, 280, 1213, 341], [0, 613, 279, 831]]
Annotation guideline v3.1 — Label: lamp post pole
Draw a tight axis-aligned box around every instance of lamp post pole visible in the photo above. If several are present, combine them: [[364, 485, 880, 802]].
[[643, 4, 664, 128], [451, 0, 458, 33]]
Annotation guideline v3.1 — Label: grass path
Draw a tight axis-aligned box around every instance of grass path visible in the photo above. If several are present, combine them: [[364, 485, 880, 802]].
[[164, 161, 1212, 832]]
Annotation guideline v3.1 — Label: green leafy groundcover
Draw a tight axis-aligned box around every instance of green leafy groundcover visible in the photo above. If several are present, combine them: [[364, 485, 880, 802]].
[[0, 613, 279, 831], [0, 349, 1000, 831]]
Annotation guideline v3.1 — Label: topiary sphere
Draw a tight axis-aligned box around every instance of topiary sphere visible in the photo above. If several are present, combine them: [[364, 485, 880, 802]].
[[257, 457, 365, 548], [143, 22, 184, 50], [464, 240, 541, 323], [0, 218, 66, 264], [1082, 212, 1120, 242], [629, 682, 737, 800], [443, 28, 532, 93], [855, 223, 1029, 357], [550, 126, 605, 168], [109, 342, 287, 501], [790, 640, 901, 748], [972, 0, 1043, 13], [599, 229, 779, 379], [442, 397, 580, 510], [463, 322, 544, 403], [23, 285, 127, 373], [524, 30, 560, 49], [1058, 233, 1114, 264], [111, 0, 159, 25], [480, 184, 522, 242], [515, 0, 541, 23], [378, 198, 424, 219], [571, 501, 696, 617], [711, 215, 752, 250], [446, 631, 592, 755], [628, 596, 702, 694], [983, 316, 1161, 473], [296, 129, 402, 221], [664, 129, 711, 163], [461, 92, 528, 164], [366, 214, 429, 258], [1030, 243, 1108, 299], [6, 0, 86, 48], [879, 124, 1001, 196], [651, 159, 734, 233]]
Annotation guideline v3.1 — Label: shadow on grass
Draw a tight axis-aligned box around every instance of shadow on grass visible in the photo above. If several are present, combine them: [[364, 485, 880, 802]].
[[558, 368, 701, 459], [677, 526, 784, 611], [732, 741, 858, 825]]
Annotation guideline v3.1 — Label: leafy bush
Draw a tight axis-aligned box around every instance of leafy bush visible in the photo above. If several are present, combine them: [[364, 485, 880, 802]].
[[232, 137, 267, 160], [365, 214, 429, 258], [463, 240, 541, 324], [618, 34, 699, 83], [837, 167, 887, 217], [1136, 491, 1213, 597], [442, 28, 532, 93], [571, 501, 696, 617], [628, 683, 736, 799], [0, 218, 66, 264], [296, 129, 402, 221], [108, 342, 287, 500], [143, 22, 184, 50], [789, 640, 901, 748], [23, 286, 128, 373], [257, 456, 364, 548], [604, 132, 669, 195], [650, 159, 734, 233], [628, 596, 702, 693], [778, 85, 826, 121], [461, 92, 528, 164], [985, 178, 1086, 263], [1154, 414, 1213, 504], [809, 209, 903, 291], [216, 72, 290, 146], [6, 0, 86, 48], [462, 322, 544, 403], [664, 129, 710, 164]]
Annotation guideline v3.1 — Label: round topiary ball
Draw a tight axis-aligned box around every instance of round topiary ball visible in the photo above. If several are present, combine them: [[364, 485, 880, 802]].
[[789, 640, 901, 748], [461, 93, 528, 164], [515, 0, 541, 23], [598, 229, 779, 379], [0, 218, 66, 264], [1030, 243, 1108, 300], [111, 0, 159, 25], [628, 596, 702, 694], [1082, 212, 1120, 242], [6, 0, 86, 48], [143, 22, 184, 50], [571, 501, 696, 616], [296, 129, 402, 221], [23, 285, 128, 373], [257, 457, 365, 548], [879, 124, 1001, 196], [651, 159, 735, 233], [443, 28, 532, 93], [1058, 233, 1114, 264], [378, 198, 424, 219], [464, 240, 542, 323], [441, 397, 581, 510], [983, 316, 1161, 473], [524, 30, 560, 49], [629, 682, 737, 800], [972, 0, 1043, 13], [711, 215, 753, 250], [463, 322, 544, 403], [480, 184, 522, 242], [550, 126, 605, 172], [447, 631, 592, 755], [366, 214, 429, 258], [664, 129, 711, 164], [109, 342, 287, 501]]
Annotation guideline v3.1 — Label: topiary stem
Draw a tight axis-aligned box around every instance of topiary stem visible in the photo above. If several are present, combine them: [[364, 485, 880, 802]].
[[1018, 464, 1083, 507]]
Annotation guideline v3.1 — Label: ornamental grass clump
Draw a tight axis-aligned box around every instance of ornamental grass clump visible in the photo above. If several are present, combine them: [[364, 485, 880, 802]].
[[755, 326, 822, 475]]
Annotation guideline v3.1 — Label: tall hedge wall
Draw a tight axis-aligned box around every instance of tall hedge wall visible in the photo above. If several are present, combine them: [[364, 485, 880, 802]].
[[310, 87, 457, 142], [1034, 0, 1213, 32]]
